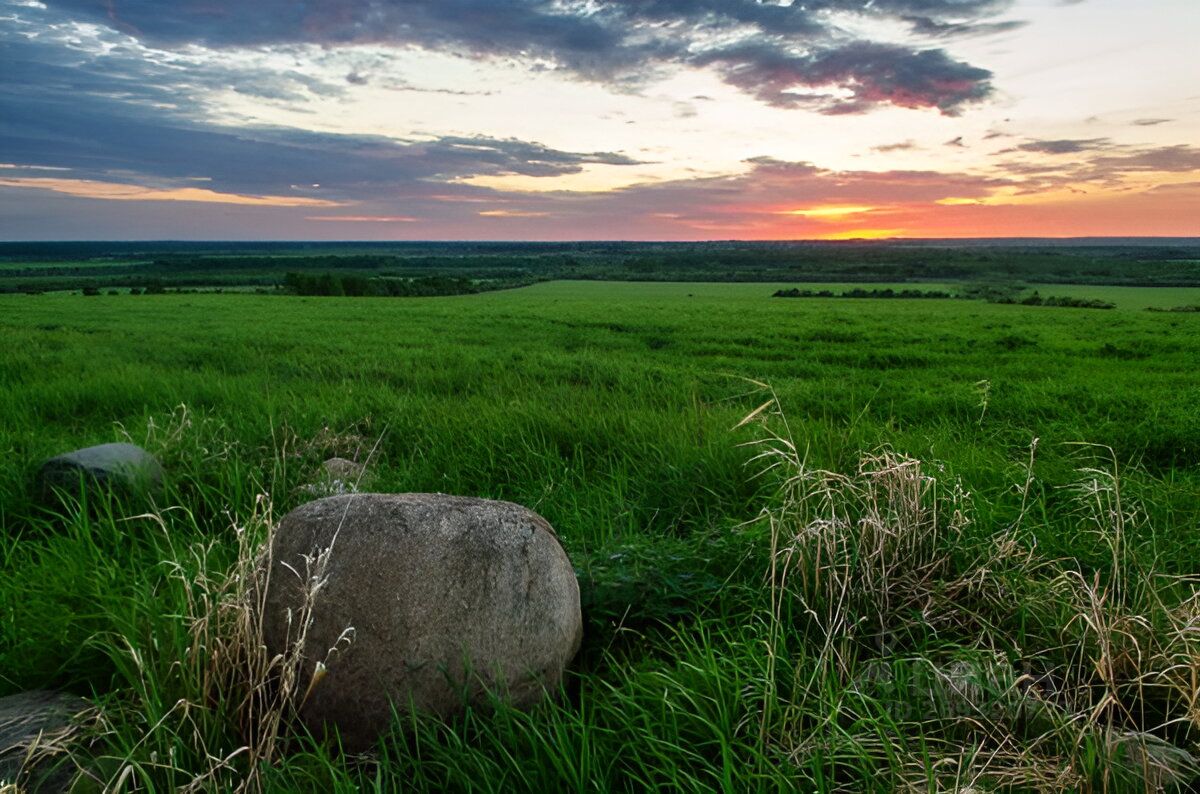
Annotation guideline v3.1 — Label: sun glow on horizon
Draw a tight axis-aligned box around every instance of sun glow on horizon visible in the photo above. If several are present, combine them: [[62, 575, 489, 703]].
[[814, 228, 904, 240], [780, 205, 878, 219]]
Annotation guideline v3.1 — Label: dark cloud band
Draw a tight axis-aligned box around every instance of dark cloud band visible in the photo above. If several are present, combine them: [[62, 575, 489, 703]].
[[35, 0, 1014, 114]]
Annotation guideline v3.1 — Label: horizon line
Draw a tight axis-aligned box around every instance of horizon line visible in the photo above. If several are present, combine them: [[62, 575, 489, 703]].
[[2, 236, 1199, 245]]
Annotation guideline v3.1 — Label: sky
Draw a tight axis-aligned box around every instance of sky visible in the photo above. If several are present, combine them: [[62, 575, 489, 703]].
[[0, 0, 1198, 240]]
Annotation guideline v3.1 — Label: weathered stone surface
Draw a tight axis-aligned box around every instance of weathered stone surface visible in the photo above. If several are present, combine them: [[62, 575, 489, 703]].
[[37, 442, 163, 501], [0, 690, 88, 791], [321, 457, 365, 484], [261, 493, 582, 751], [1108, 730, 1200, 790], [852, 653, 1053, 727]]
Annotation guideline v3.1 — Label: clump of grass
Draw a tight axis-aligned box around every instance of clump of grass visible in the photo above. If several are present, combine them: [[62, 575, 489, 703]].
[[76, 497, 326, 792], [739, 389, 1200, 791], [75, 415, 372, 791], [1033, 444, 1200, 790], [740, 386, 973, 658]]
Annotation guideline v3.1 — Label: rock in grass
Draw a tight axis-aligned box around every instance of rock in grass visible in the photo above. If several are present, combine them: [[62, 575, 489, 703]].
[[0, 690, 89, 791], [37, 442, 162, 502], [853, 653, 1045, 726], [1108, 730, 1200, 790], [321, 457, 366, 485], [301, 457, 370, 496], [261, 493, 582, 751]]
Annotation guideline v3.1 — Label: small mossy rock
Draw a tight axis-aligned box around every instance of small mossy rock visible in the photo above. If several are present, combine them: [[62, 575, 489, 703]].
[[299, 458, 370, 497], [261, 493, 582, 751], [0, 690, 89, 791], [321, 457, 365, 484], [852, 653, 1055, 727], [304, 457, 370, 496], [37, 443, 162, 502]]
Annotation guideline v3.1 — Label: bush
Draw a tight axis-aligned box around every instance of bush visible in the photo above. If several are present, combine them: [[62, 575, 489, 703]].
[[1042, 295, 1115, 309]]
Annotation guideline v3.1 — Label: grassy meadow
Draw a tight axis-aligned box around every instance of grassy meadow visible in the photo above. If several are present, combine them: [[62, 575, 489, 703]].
[[3, 281, 1200, 791]]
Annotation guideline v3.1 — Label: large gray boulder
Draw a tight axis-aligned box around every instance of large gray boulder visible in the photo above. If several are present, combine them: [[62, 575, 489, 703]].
[[37, 442, 163, 502], [261, 493, 582, 751], [0, 690, 89, 791]]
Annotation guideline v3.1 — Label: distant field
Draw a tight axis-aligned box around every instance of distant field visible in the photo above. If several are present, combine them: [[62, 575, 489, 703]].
[[2, 281, 1199, 790], [19, 277, 1200, 309], [5, 280, 1198, 576], [531, 279, 1200, 309], [4, 280, 1198, 534]]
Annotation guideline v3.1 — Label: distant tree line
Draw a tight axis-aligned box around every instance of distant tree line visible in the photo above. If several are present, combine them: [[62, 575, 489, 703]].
[[772, 286, 1117, 309], [283, 272, 499, 297], [6, 239, 1200, 294]]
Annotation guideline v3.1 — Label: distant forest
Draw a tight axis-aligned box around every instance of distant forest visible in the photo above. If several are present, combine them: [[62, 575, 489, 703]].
[[2, 239, 1198, 293]]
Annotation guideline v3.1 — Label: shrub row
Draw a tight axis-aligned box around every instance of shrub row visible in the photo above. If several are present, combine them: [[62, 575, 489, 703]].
[[773, 288, 956, 299], [991, 292, 1116, 309]]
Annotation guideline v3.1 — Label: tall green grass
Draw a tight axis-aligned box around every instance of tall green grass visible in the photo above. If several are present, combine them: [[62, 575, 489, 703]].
[[2, 284, 1199, 790]]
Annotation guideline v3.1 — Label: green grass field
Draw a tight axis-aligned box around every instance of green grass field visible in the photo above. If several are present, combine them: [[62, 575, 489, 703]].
[[3, 282, 1200, 790]]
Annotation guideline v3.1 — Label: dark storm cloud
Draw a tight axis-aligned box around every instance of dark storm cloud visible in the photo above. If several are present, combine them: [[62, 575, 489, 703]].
[[0, 13, 350, 107], [39, 0, 1015, 50], [0, 88, 642, 198], [34, 0, 1017, 114], [34, 0, 664, 74], [693, 41, 993, 114], [0, 18, 642, 200]]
